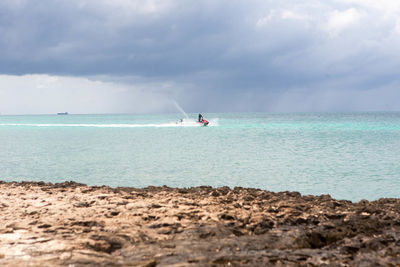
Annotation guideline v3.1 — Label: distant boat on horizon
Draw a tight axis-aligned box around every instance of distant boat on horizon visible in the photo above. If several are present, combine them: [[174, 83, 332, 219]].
[[57, 112, 68, 115]]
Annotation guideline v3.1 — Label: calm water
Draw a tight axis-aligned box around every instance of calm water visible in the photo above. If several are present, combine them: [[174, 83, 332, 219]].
[[0, 112, 399, 201]]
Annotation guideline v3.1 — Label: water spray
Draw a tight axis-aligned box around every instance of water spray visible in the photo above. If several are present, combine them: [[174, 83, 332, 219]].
[[171, 99, 189, 120]]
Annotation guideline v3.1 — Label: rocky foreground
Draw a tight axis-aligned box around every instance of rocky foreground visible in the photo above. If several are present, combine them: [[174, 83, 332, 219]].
[[0, 181, 399, 266]]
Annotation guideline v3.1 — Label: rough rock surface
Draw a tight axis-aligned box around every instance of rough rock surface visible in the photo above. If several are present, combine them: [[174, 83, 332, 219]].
[[0, 181, 399, 266]]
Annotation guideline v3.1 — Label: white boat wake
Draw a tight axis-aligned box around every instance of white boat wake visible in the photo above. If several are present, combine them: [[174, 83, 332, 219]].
[[0, 119, 219, 128]]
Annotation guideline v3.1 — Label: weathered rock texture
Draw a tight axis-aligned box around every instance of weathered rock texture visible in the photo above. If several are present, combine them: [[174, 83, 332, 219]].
[[0, 181, 399, 266]]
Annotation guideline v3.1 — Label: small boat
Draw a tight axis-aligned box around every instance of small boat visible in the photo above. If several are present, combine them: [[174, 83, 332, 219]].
[[199, 119, 209, 126], [197, 113, 209, 126], [57, 112, 68, 115]]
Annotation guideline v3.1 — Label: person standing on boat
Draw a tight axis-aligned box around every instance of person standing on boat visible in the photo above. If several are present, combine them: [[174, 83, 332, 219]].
[[198, 113, 203, 122]]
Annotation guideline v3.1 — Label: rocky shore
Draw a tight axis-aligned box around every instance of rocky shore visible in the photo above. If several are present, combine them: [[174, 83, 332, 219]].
[[0, 181, 399, 266]]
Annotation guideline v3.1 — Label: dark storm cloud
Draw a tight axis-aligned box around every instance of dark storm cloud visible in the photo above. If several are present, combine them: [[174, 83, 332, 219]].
[[1, 0, 400, 113], [0, 0, 240, 76]]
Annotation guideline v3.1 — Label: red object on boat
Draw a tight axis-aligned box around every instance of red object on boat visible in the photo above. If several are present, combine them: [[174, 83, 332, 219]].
[[200, 119, 209, 126]]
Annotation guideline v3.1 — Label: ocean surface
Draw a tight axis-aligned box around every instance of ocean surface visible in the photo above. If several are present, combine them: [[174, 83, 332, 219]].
[[0, 112, 399, 201]]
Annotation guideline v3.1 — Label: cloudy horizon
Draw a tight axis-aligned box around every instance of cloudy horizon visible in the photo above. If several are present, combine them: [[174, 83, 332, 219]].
[[1, 0, 400, 115]]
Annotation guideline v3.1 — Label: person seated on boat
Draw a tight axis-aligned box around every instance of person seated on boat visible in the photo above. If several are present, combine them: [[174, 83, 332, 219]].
[[198, 113, 203, 122]]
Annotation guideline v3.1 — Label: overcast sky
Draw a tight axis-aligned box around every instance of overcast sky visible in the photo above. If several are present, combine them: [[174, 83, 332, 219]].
[[1, 0, 400, 114]]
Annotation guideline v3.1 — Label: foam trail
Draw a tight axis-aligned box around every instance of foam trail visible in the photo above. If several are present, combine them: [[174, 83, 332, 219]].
[[0, 118, 219, 128], [0, 122, 207, 128]]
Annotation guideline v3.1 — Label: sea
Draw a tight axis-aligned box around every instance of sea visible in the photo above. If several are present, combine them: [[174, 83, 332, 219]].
[[0, 112, 399, 202]]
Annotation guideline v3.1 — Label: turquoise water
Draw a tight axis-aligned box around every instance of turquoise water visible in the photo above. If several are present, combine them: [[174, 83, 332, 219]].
[[0, 112, 399, 201]]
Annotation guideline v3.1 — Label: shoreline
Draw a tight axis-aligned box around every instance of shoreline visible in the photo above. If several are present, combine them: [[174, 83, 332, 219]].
[[0, 181, 399, 266]]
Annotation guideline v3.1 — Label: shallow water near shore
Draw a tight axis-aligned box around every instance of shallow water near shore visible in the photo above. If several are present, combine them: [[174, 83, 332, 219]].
[[0, 112, 399, 201]]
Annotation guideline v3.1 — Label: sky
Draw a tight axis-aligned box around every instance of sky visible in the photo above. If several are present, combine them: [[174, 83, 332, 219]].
[[1, 0, 400, 114]]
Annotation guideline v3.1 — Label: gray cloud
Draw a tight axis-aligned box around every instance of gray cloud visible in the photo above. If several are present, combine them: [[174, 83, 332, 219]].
[[0, 0, 400, 113]]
